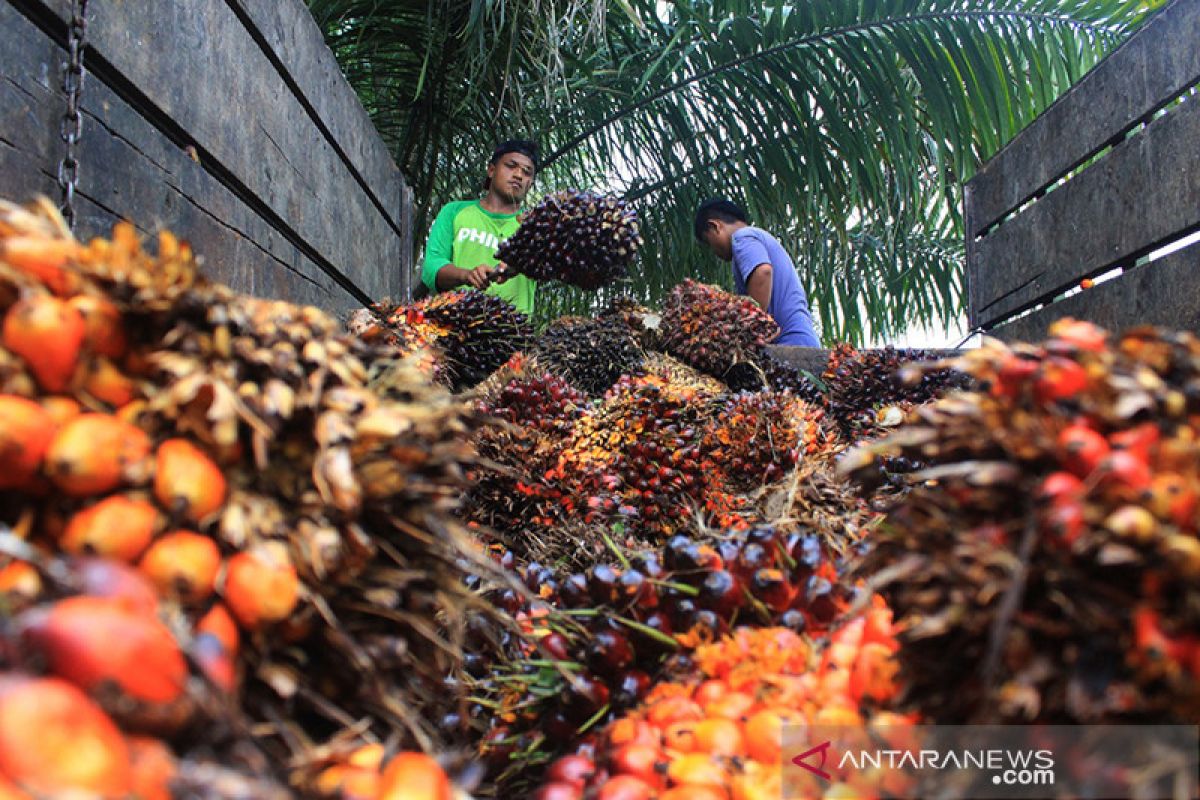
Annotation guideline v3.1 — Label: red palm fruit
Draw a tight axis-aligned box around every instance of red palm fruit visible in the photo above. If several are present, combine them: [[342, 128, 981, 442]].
[[1033, 356, 1088, 403], [39, 395, 81, 427], [993, 353, 1038, 398], [1044, 497, 1086, 546], [595, 775, 656, 800], [377, 752, 452, 800], [614, 669, 652, 706], [660, 787, 727, 800], [154, 439, 227, 522], [0, 772, 31, 799], [126, 736, 175, 800], [315, 762, 379, 800], [17, 596, 187, 703], [1097, 450, 1153, 494], [609, 744, 665, 789], [1110, 423, 1160, 462], [1036, 471, 1083, 503], [0, 236, 80, 295], [562, 673, 611, 722], [607, 719, 660, 749], [535, 783, 583, 800], [82, 358, 138, 408], [0, 396, 54, 489], [61, 495, 159, 562], [587, 629, 635, 675], [1057, 424, 1109, 478], [68, 557, 160, 616], [1047, 319, 1108, 353], [138, 530, 220, 603], [541, 631, 572, 661], [0, 673, 131, 797], [67, 295, 128, 359], [544, 754, 595, 789], [222, 544, 300, 630], [2, 295, 85, 392], [850, 642, 900, 703], [197, 603, 239, 654], [44, 414, 152, 496]]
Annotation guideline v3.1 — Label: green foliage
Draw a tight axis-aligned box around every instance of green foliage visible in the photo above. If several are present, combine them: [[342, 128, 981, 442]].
[[308, 0, 1160, 342]]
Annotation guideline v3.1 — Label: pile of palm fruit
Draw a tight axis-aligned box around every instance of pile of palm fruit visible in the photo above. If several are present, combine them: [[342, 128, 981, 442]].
[[0, 197, 494, 798]]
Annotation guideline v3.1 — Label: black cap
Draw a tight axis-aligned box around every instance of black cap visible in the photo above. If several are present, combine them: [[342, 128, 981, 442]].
[[490, 139, 539, 171]]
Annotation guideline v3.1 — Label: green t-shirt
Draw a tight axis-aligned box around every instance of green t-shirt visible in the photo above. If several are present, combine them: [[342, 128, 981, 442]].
[[420, 200, 536, 316]]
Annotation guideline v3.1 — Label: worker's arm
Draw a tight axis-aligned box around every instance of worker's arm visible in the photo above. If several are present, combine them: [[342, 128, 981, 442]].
[[746, 263, 773, 311], [421, 203, 494, 291]]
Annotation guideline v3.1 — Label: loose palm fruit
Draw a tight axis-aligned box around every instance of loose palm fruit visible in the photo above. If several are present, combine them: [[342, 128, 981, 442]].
[[595, 775, 656, 800], [154, 439, 227, 522], [138, 530, 220, 602], [17, 596, 188, 703], [1, 295, 85, 392], [61, 495, 159, 562], [126, 736, 175, 800], [44, 414, 151, 496], [223, 544, 300, 630], [192, 603, 239, 692], [39, 396, 81, 427], [82, 358, 138, 407], [69, 557, 160, 616], [0, 395, 54, 489], [0, 236, 80, 294], [377, 752, 452, 800], [0, 674, 131, 797], [545, 754, 595, 789], [67, 295, 128, 359], [0, 561, 40, 604]]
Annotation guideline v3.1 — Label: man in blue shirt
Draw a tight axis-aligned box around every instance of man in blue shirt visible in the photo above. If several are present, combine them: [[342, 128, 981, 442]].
[[694, 199, 820, 346]]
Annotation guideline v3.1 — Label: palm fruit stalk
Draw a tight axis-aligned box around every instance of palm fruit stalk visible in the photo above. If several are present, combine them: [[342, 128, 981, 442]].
[[494, 190, 642, 290], [0, 196, 491, 795], [598, 297, 662, 352], [841, 319, 1200, 723], [534, 604, 904, 800], [533, 316, 644, 398], [659, 280, 779, 379]]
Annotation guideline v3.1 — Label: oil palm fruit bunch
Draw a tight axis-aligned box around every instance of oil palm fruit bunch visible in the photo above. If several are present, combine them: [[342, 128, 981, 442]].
[[659, 280, 779, 378], [0, 196, 489, 784], [417, 289, 534, 391], [723, 347, 825, 405], [548, 373, 717, 538], [535, 604, 903, 800], [494, 190, 642, 290], [822, 343, 968, 440], [841, 319, 1200, 723], [599, 298, 662, 351], [533, 316, 644, 397], [346, 300, 449, 385], [466, 365, 590, 535], [700, 391, 826, 492]]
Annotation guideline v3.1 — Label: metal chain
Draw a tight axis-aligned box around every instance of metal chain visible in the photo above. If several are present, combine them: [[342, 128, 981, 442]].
[[58, 0, 90, 231]]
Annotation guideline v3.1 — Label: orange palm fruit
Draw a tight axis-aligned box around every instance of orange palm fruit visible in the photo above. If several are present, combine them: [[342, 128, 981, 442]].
[[82, 357, 139, 408], [61, 495, 159, 562], [0, 561, 40, 602], [608, 718, 660, 749], [196, 603, 239, 654], [223, 544, 300, 630], [1, 295, 85, 392], [68, 557, 160, 616], [608, 744, 665, 789], [692, 717, 746, 758], [17, 596, 187, 703], [0, 673, 131, 797], [39, 395, 81, 427], [315, 764, 379, 800], [849, 642, 899, 704], [660, 787, 728, 800], [154, 439, 227, 522], [138, 530, 220, 602], [126, 736, 175, 800], [377, 752, 452, 800], [0, 395, 55, 489], [192, 605, 239, 692], [645, 696, 704, 728], [45, 414, 152, 496], [67, 295, 128, 359], [0, 771, 32, 799], [595, 776, 656, 800], [666, 753, 730, 789], [703, 691, 755, 722], [0, 236, 80, 295], [743, 709, 805, 765]]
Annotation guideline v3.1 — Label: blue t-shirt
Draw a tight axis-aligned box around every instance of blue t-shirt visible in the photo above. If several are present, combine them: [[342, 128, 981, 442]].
[[730, 227, 820, 346]]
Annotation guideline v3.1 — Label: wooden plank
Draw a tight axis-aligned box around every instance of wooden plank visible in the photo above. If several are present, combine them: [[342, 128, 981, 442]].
[[992, 242, 1200, 342], [0, 1, 344, 311], [970, 94, 1200, 329], [227, 0, 406, 233], [966, 0, 1200, 236], [37, 0, 399, 304], [764, 346, 963, 377]]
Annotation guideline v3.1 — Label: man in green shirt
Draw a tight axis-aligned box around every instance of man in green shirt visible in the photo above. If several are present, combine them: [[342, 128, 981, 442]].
[[420, 140, 538, 315]]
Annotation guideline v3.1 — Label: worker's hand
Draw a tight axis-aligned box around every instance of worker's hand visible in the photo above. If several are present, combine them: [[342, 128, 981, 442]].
[[465, 264, 495, 290], [492, 261, 513, 284]]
